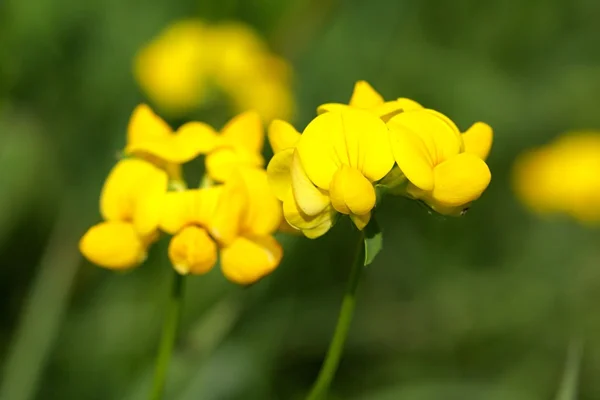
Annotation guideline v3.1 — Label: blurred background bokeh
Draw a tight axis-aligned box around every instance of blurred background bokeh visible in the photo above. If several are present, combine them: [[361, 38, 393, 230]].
[[2, 0, 600, 399]]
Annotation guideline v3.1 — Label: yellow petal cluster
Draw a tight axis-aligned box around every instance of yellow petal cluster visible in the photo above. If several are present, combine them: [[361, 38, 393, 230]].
[[266, 80, 493, 238], [160, 168, 283, 284], [135, 20, 294, 121], [81, 105, 284, 285], [512, 132, 600, 224], [125, 104, 266, 184], [79, 159, 168, 269]]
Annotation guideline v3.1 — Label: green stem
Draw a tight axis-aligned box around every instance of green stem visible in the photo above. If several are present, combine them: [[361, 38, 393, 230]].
[[149, 270, 186, 400], [306, 231, 365, 400]]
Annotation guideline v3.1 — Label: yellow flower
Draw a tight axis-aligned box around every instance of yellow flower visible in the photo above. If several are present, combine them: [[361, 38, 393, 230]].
[[79, 159, 168, 269], [160, 168, 283, 284], [134, 19, 295, 122], [513, 132, 600, 224], [318, 80, 423, 122], [387, 108, 492, 215], [134, 20, 211, 115], [125, 106, 264, 184], [267, 108, 394, 238]]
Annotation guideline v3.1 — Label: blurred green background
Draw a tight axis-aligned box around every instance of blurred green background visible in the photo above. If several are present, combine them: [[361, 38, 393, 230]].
[[2, 0, 600, 399]]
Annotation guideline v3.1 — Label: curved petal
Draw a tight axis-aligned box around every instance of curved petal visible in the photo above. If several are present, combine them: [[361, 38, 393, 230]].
[[431, 153, 491, 207], [220, 235, 283, 285], [208, 177, 247, 246], [316, 103, 349, 115], [329, 165, 376, 215], [462, 122, 493, 161], [388, 109, 462, 165], [235, 168, 283, 236], [126, 104, 172, 148], [100, 159, 168, 236], [296, 112, 343, 189], [160, 187, 222, 234], [220, 110, 264, 153], [388, 119, 435, 191], [206, 147, 264, 182], [291, 150, 330, 216], [267, 119, 300, 153], [348, 81, 384, 108], [266, 148, 293, 201], [168, 226, 217, 275], [79, 221, 146, 269], [283, 192, 336, 238]]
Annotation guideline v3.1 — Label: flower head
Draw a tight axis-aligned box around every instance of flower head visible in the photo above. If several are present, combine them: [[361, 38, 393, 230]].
[[134, 19, 294, 121], [513, 132, 600, 224], [160, 168, 283, 284], [79, 158, 168, 269], [267, 108, 394, 237], [387, 108, 492, 215], [134, 20, 211, 114], [318, 80, 423, 122]]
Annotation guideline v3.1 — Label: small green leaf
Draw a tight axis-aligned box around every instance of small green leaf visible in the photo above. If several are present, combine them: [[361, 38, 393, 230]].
[[363, 217, 382, 267]]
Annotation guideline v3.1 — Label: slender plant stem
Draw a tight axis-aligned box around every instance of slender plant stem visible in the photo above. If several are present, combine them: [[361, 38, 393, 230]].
[[149, 270, 186, 400], [306, 231, 365, 400]]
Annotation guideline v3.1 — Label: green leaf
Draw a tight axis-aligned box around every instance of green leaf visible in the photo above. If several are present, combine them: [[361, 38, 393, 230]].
[[363, 217, 382, 267]]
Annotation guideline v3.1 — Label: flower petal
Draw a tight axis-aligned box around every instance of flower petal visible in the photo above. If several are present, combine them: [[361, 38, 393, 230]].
[[266, 148, 293, 201], [291, 150, 330, 216], [267, 119, 300, 153], [160, 187, 222, 234], [206, 147, 264, 182], [388, 109, 462, 165], [316, 103, 348, 115], [126, 104, 172, 148], [220, 110, 264, 153], [79, 221, 146, 269], [236, 168, 283, 236], [208, 177, 247, 246], [431, 153, 491, 207], [168, 226, 217, 275], [283, 192, 336, 238], [220, 235, 282, 285], [388, 119, 435, 191], [348, 81, 384, 108], [462, 122, 493, 161], [329, 165, 376, 215], [100, 159, 168, 236]]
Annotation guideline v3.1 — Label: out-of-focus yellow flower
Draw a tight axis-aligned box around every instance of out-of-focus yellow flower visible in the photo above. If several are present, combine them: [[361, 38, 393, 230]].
[[318, 80, 423, 122], [134, 20, 294, 121], [387, 108, 492, 216], [80, 159, 168, 269], [267, 108, 394, 238], [134, 20, 211, 114], [513, 132, 600, 224], [125, 106, 265, 184], [160, 168, 283, 284]]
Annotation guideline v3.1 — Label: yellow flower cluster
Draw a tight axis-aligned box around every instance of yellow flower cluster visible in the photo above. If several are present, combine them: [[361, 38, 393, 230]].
[[80, 106, 283, 285], [513, 132, 600, 224], [134, 20, 294, 122], [267, 81, 493, 238]]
